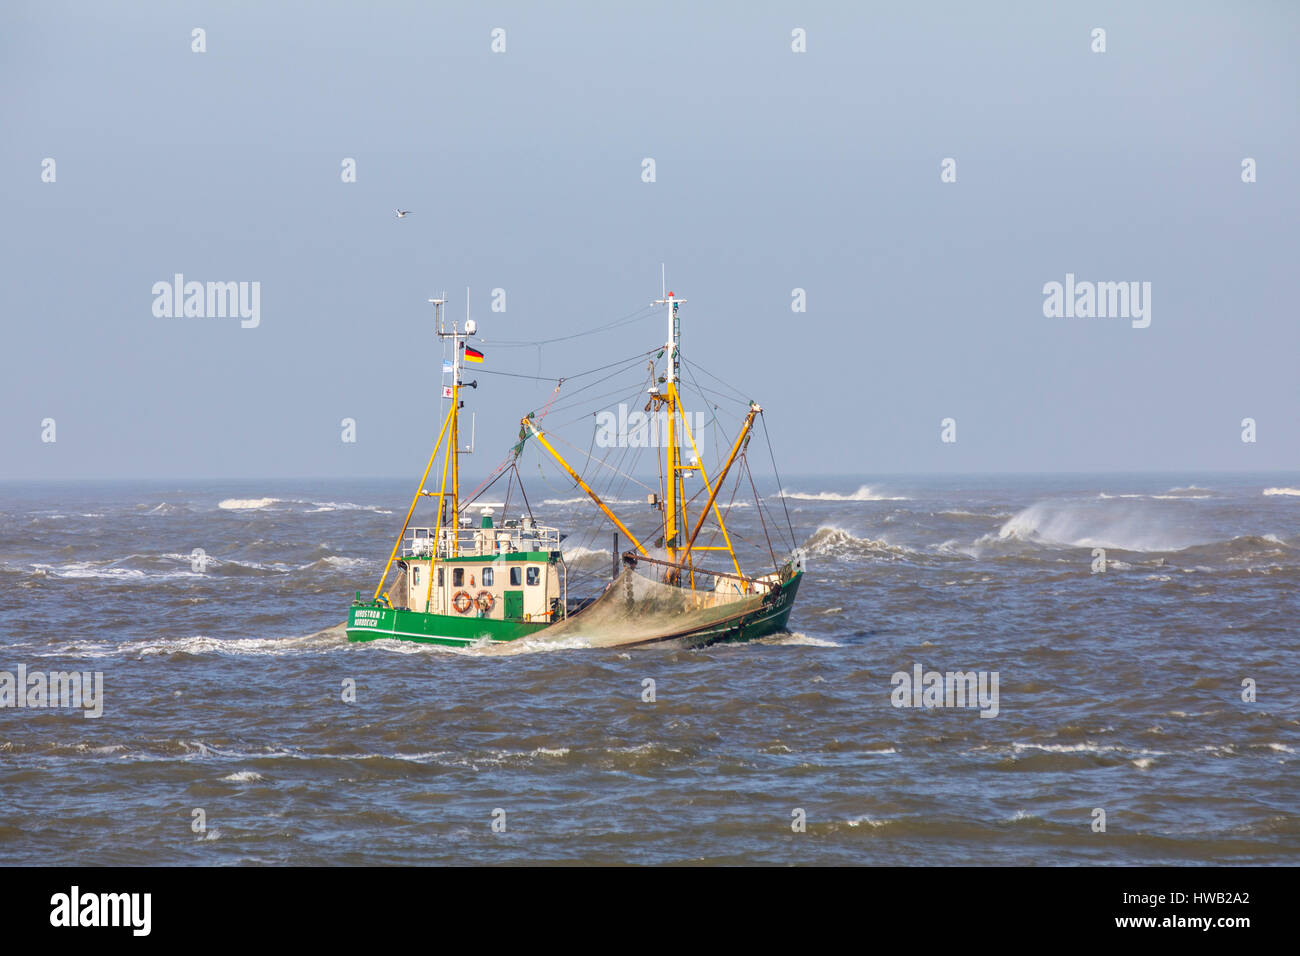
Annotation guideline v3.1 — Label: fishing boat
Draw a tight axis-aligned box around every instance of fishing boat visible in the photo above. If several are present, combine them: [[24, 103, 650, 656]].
[[346, 285, 804, 647]]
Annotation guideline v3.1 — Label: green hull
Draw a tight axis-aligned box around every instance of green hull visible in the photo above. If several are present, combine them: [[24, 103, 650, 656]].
[[645, 570, 803, 648], [346, 571, 802, 648], [346, 603, 551, 646]]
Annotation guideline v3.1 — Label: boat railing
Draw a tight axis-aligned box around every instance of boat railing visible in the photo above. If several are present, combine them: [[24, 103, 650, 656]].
[[402, 521, 563, 559], [620, 551, 776, 595]]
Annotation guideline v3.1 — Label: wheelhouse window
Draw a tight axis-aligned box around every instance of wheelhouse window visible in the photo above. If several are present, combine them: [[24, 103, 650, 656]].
[[452, 568, 464, 587], [509, 567, 521, 587], [526, 566, 540, 586], [482, 568, 494, 587]]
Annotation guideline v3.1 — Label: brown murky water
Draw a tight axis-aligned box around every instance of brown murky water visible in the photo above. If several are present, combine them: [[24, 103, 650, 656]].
[[1, 475, 1297, 864]]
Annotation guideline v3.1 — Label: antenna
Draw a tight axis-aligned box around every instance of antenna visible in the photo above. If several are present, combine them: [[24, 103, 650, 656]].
[[653, 275, 685, 384], [428, 295, 446, 334], [661, 263, 666, 300]]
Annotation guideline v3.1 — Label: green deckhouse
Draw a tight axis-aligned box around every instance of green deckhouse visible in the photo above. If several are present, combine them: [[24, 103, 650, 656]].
[[347, 511, 568, 646]]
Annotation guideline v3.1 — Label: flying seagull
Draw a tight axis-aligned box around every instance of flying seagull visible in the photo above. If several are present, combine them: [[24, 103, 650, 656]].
[[395, 209, 412, 219]]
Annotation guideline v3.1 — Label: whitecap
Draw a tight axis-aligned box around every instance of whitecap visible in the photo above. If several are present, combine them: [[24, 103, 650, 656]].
[[757, 631, 841, 646], [219, 497, 280, 510], [846, 815, 889, 828], [779, 485, 909, 502]]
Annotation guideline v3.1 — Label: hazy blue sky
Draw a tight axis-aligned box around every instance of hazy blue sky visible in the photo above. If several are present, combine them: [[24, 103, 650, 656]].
[[2, 1, 1297, 480]]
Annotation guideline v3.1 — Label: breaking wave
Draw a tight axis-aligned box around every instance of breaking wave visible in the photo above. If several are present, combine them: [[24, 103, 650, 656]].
[[541, 496, 641, 506], [801, 526, 918, 560], [986, 499, 1212, 552], [756, 631, 841, 647], [99, 628, 348, 659], [218, 497, 391, 514], [779, 485, 909, 502], [26, 551, 371, 582], [1099, 485, 1215, 501], [219, 497, 280, 510], [561, 545, 610, 565], [1264, 487, 1300, 497], [1159, 485, 1215, 498]]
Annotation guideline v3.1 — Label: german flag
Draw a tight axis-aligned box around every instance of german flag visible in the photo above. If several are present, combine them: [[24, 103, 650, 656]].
[[463, 344, 484, 364]]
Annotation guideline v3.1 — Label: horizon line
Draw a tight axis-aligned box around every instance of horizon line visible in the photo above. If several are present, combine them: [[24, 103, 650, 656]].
[[3, 467, 1300, 484]]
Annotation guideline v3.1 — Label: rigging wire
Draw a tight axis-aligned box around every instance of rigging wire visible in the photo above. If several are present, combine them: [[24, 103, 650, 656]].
[[501, 467, 514, 525], [540, 354, 658, 415], [458, 352, 650, 509], [473, 367, 560, 383], [476, 304, 657, 348], [743, 456, 779, 572], [681, 352, 797, 559], [760, 413, 798, 551], [514, 462, 535, 523], [459, 329, 793, 586], [680, 356, 752, 404], [475, 348, 656, 388], [547, 380, 649, 429], [541, 427, 658, 496]]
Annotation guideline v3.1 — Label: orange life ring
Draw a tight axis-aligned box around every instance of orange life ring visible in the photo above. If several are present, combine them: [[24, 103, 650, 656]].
[[475, 590, 494, 614], [451, 590, 473, 614]]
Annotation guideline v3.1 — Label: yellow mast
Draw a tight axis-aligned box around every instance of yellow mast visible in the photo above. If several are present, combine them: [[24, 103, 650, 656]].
[[426, 388, 456, 611], [653, 290, 686, 563], [427, 295, 472, 607], [666, 380, 677, 558], [450, 379, 460, 557], [648, 286, 751, 589], [450, 290, 472, 557], [370, 403, 452, 603], [370, 296, 457, 603]]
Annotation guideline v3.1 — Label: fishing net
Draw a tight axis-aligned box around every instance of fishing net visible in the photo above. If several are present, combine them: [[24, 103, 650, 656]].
[[385, 566, 408, 609], [542, 564, 763, 647]]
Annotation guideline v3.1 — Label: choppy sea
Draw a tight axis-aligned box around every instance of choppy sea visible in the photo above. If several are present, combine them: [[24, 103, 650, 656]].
[[1, 473, 1297, 864]]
